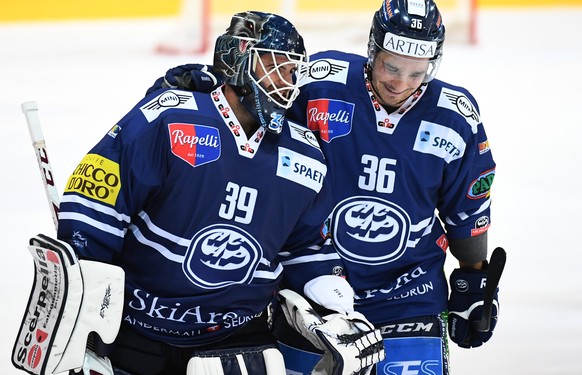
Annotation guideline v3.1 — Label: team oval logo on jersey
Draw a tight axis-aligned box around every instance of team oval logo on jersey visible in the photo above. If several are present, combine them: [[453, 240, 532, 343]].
[[183, 224, 263, 289], [307, 99, 354, 143], [168, 123, 221, 167], [332, 196, 411, 265]]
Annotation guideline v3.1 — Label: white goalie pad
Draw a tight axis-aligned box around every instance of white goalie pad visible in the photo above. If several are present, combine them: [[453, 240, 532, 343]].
[[12, 234, 124, 375], [187, 346, 285, 375]]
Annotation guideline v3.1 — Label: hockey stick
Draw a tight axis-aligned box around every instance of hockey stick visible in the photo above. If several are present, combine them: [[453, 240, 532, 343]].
[[19, 101, 117, 375], [21, 101, 60, 231], [472, 246, 506, 332]]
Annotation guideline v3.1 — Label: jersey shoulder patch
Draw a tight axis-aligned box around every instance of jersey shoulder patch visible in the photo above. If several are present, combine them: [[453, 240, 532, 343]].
[[436, 87, 480, 133], [140, 90, 198, 122], [301, 58, 350, 85], [287, 121, 321, 151]]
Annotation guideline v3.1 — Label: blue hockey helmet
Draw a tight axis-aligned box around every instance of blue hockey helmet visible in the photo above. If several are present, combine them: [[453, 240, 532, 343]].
[[213, 11, 308, 134], [368, 0, 446, 82]]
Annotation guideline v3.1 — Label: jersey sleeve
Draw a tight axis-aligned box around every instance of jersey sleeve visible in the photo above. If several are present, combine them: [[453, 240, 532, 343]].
[[57, 98, 168, 262], [437, 90, 496, 241]]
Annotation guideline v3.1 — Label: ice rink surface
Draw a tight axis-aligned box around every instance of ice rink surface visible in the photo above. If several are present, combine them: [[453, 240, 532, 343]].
[[1, 7, 581, 374]]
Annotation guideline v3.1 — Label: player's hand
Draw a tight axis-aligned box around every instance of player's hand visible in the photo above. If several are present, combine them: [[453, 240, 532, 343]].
[[448, 265, 499, 348], [145, 64, 221, 95]]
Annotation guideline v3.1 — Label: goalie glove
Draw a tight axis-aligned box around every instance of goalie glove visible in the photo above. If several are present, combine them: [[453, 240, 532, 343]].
[[145, 63, 221, 95], [278, 289, 385, 375]]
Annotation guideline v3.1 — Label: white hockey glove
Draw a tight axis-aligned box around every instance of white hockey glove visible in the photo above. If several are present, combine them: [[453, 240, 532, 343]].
[[278, 289, 385, 375]]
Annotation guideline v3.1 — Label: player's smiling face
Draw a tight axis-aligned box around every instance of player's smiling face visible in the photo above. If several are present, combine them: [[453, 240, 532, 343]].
[[370, 51, 429, 109]]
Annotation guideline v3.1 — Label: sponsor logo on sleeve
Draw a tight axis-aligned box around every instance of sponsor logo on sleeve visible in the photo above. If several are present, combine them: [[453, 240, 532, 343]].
[[300, 58, 350, 85], [140, 91, 198, 122], [437, 88, 480, 133], [436, 234, 448, 252], [471, 215, 490, 236], [64, 153, 121, 205], [168, 123, 221, 167], [478, 140, 490, 155], [306, 99, 354, 143], [467, 169, 495, 199], [288, 121, 321, 150], [277, 147, 327, 192], [413, 121, 466, 163], [107, 124, 122, 138]]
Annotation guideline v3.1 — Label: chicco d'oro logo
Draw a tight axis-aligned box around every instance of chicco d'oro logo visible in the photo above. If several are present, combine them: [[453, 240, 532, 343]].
[[183, 224, 262, 289], [64, 153, 121, 206], [332, 196, 411, 265]]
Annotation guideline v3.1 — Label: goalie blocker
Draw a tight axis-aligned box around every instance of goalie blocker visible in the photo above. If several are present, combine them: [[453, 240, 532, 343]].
[[12, 234, 124, 375]]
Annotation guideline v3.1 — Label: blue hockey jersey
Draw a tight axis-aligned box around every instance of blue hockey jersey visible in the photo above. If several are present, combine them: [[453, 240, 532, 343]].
[[56, 87, 338, 346], [287, 51, 496, 325]]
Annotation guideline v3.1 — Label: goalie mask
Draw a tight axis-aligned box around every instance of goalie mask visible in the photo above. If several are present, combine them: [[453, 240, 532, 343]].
[[368, 0, 445, 83], [213, 11, 308, 134]]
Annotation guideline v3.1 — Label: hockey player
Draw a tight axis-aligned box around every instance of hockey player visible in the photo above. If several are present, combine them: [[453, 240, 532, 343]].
[[146, 0, 502, 374], [12, 11, 385, 375]]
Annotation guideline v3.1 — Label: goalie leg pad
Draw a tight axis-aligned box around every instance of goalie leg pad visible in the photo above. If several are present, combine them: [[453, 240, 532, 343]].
[[53, 259, 124, 373], [11, 234, 124, 375], [12, 235, 83, 375], [187, 345, 285, 375]]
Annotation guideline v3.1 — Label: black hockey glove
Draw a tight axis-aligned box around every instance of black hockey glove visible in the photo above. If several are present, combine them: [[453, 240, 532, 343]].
[[145, 63, 221, 96], [448, 264, 499, 348]]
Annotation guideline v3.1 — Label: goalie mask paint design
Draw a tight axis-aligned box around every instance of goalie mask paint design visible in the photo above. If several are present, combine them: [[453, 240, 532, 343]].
[[213, 11, 308, 134]]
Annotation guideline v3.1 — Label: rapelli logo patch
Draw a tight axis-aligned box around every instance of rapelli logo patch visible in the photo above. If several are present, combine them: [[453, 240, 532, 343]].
[[306, 99, 354, 143], [65, 154, 121, 205], [168, 123, 221, 167]]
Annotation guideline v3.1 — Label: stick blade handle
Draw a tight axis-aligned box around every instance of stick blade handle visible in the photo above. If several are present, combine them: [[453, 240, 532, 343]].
[[472, 247, 506, 332]]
